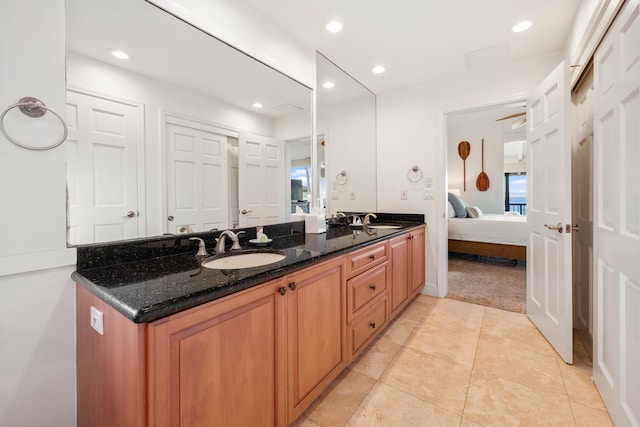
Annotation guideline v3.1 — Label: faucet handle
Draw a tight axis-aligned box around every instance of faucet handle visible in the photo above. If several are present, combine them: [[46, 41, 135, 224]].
[[189, 237, 208, 257], [230, 231, 246, 250]]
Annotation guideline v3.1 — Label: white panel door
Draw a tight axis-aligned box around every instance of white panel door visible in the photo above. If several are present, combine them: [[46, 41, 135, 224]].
[[527, 60, 573, 363], [593, 1, 640, 425], [66, 90, 142, 244], [238, 133, 285, 227], [166, 118, 229, 233], [571, 67, 594, 340]]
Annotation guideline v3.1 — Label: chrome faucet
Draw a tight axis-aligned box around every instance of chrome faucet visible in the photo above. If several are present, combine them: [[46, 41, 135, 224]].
[[336, 212, 346, 218], [363, 213, 377, 225], [215, 230, 246, 254], [179, 225, 193, 233], [189, 237, 208, 257]]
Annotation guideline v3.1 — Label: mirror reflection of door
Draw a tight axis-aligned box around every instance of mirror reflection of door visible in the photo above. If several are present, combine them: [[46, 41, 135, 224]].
[[238, 133, 286, 228], [66, 89, 144, 245], [165, 116, 231, 233]]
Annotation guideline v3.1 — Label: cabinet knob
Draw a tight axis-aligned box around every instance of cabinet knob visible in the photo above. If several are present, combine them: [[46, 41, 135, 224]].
[[369, 284, 376, 291], [289, 282, 297, 291], [369, 322, 376, 329], [369, 254, 375, 260], [278, 287, 287, 295]]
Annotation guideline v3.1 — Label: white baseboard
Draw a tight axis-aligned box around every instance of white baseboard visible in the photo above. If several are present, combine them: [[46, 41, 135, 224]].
[[420, 281, 439, 297]]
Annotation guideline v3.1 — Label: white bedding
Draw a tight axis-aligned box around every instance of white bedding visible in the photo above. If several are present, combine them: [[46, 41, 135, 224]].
[[448, 214, 528, 246]]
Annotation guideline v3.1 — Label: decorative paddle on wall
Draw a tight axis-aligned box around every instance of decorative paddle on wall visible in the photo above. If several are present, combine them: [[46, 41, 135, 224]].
[[476, 138, 490, 191], [457, 140, 470, 191]]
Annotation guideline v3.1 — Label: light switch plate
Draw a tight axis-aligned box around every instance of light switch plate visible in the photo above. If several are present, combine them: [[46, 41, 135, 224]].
[[90, 306, 104, 335], [400, 190, 408, 200], [350, 191, 356, 200]]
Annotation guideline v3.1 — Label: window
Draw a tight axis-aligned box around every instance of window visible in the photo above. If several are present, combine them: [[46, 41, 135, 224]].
[[505, 173, 527, 215]]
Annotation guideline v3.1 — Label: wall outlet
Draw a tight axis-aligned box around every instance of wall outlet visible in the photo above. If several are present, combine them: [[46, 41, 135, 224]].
[[400, 190, 408, 200], [90, 306, 104, 335], [350, 191, 356, 200]]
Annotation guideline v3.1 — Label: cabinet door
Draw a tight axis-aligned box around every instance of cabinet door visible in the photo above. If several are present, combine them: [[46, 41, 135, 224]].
[[409, 227, 426, 295], [389, 234, 410, 316], [286, 256, 347, 422], [148, 278, 287, 427]]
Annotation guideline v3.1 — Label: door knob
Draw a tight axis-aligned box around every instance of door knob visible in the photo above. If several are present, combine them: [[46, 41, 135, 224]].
[[241, 209, 253, 215], [168, 215, 175, 221], [544, 223, 563, 233], [125, 211, 136, 218]]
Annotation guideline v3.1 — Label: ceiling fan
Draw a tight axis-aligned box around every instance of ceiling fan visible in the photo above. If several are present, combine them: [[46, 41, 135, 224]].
[[496, 111, 527, 129]]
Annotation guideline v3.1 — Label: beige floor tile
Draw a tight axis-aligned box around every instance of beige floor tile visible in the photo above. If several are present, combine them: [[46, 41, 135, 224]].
[[405, 321, 479, 368], [346, 382, 461, 427], [464, 369, 575, 426], [290, 418, 321, 427], [350, 337, 402, 380], [558, 361, 606, 411], [415, 294, 439, 305], [424, 299, 485, 337], [305, 369, 376, 427], [461, 418, 485, 427], [380, 347, 472, 414], [480, 310, 557, 358], [474, 338, 565, 395], [381, 315, 419, 345], [570, 400, 613, 427], [398, 296, 436, 322]]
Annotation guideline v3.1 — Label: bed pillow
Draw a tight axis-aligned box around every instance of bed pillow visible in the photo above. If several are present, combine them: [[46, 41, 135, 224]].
[[466, 206, 483, 218], [447, 201, 456, 218], [447, 192, 468, 218]]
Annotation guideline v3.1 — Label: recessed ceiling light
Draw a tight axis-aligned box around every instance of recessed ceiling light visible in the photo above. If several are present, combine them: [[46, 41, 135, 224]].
[[326, 21, 343, 33], [372, 65, 386, 74], [512, 21, 532, 33], [111, 50, 129, 59], [323, 81, 335, 89], [253, 102, 263, 108]]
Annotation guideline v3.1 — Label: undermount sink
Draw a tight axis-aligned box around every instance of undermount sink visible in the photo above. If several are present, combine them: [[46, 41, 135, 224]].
[[202, 251, 287, 269], [366, 224, 402, 229]]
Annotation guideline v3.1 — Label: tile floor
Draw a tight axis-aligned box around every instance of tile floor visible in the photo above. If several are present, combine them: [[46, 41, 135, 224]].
[[293, 295, 613, 427]]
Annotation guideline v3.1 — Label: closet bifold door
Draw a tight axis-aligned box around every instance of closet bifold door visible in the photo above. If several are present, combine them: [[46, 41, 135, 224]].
[[592, 0, 640, 426]]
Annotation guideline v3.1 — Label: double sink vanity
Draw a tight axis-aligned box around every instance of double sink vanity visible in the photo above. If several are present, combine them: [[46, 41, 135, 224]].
[[74, 213, 425, 426]]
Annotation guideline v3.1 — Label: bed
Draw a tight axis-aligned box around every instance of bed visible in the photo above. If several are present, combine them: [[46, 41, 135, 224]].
[[447, 193, 527, 261]]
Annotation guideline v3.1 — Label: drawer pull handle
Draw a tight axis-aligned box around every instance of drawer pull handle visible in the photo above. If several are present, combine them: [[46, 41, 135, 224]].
[[369, 284, 376, 291], [369, 254, 375, 260], [289, 282, 297, 291], [278, 287, 287, 295], [369, 322, 376, 329]]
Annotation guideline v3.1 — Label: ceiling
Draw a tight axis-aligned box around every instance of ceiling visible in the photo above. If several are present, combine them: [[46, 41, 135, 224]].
[[243, 0, 581, 94]]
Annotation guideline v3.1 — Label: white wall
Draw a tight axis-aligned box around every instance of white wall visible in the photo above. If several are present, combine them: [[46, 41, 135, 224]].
[[0, 1, 77, 425], [376, 50, 564, 294], [320, 96, 377, 214]]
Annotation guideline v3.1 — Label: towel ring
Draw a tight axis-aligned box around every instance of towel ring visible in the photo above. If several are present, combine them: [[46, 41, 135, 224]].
[[0, 97, 68, 151], [407, 165, 423, 183], [335, 170, 348, 186]]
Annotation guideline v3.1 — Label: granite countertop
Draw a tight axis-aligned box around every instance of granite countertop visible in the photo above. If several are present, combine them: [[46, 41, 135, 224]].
[[73, 215, 424, 323]]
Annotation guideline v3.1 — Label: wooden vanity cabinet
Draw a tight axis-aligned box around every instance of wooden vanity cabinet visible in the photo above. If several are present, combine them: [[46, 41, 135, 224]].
[[345, 241, 390, 361], [147, 277, 288, 427], [284, 256, 347, 422], [389, 225, 426, 318]]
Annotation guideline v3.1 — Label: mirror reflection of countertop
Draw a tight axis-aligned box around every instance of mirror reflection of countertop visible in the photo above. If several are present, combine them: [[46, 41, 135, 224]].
[[72, 215, 424, 323]]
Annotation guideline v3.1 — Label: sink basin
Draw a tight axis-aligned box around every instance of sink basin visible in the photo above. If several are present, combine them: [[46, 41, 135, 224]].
[[202, 251, 286, 269], [366, 224, 402, 229]]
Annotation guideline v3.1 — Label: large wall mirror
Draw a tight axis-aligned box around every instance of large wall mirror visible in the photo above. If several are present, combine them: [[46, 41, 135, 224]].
[[65, 0, 312, 245], [315, 52, 377, 215]]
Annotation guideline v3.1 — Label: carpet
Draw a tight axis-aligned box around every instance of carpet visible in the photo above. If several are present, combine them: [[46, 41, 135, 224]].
[[447, 252, 526, 313]]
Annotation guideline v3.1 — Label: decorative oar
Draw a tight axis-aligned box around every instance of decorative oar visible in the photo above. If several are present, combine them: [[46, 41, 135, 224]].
[[457, 141, 471, 191], [476, 138, 490, 191]]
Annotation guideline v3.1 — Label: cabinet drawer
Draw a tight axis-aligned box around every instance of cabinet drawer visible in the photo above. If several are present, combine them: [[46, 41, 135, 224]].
[[347, 262, 388, 321], [346, 241, 388, 277], [350, 298, 388, 358]]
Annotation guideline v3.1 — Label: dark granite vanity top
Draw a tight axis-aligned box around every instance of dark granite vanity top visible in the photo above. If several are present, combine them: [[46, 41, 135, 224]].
[[72, 213, 424, 323]]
